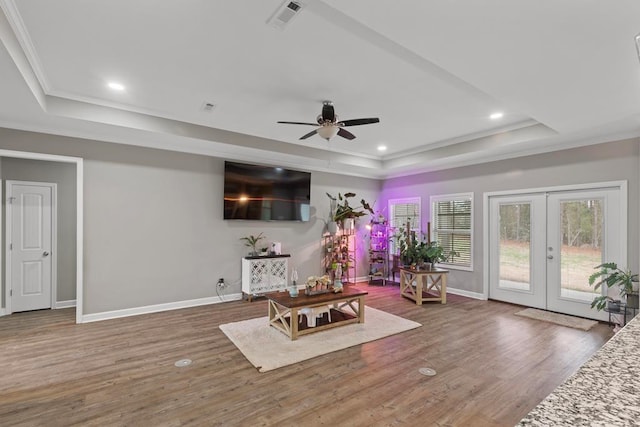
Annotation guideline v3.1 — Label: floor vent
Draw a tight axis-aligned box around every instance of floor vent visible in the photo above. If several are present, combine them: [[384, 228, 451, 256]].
[[174, 359, 192, 367], [419, 367, 436, 376]]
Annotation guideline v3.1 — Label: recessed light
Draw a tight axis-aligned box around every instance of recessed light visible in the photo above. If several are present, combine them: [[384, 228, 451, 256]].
[[490, 112, 504, 120], [377, 145, 387, 152], [107, 82, 125, 91]]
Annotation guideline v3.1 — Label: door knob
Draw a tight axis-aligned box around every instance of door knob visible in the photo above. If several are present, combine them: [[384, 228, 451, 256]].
[[43, 251, 50, 257], [547, 255, 553, 259]]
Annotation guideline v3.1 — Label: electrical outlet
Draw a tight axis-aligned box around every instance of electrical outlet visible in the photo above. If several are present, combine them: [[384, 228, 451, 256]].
[[217, 278, 226, 289]]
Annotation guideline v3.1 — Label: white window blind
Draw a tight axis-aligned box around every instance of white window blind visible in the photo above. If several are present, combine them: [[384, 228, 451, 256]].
[[431, 193, 473, 270], [388, 197, 421, 254]]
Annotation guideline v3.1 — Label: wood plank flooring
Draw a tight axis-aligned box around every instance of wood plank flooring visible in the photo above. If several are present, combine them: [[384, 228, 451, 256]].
[[0, 285, 613, 426]]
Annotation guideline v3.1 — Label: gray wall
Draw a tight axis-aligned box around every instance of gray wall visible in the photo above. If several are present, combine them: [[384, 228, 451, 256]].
[[380, 138, 640, 295], [0, 127, 380, 314], [1, 157, 77, 305], [2, 125, 636, 314]]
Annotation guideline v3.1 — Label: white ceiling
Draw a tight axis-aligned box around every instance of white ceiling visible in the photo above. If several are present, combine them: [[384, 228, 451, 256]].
[[1, 0, 640, 178]]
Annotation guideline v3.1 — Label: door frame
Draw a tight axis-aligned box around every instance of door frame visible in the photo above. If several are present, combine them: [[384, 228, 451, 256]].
[[5, 180, 58, 314], [483, 180, 628, 300], [0, 149, 83, 323]]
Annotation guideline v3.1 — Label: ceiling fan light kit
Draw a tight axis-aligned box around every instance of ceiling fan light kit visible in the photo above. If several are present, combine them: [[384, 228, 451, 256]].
[[317, 124, 338, 140], [278, 101, 380, 141]]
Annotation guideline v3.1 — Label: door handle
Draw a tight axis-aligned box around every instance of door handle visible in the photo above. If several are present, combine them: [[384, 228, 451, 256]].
[[43, 251, 50, 257], [547, 255, 553, 260]]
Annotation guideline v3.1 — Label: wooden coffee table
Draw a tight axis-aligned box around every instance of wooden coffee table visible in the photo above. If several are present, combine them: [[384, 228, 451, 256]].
[[266, 286, 368, 340]]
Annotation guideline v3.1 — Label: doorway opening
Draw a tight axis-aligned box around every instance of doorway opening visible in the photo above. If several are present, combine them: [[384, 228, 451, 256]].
[[0, 150, 83, 323]]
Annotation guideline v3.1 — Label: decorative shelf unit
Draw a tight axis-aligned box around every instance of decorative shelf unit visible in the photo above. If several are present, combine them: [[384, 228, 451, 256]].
[[241, 254, 290, 301], [368, 221, 388, 285], [322, 229, 356, 285]]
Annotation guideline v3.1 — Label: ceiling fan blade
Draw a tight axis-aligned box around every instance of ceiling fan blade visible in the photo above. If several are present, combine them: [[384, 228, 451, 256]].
[[299, 129, 319, 140], [338, 118, 380, 127], [321, 103, 335, 122], [337, 128, 356, 140], [277, 121, 319, 126]]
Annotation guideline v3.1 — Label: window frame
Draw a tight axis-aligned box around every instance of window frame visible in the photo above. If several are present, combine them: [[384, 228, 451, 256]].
[[430, 192, 473, 271]]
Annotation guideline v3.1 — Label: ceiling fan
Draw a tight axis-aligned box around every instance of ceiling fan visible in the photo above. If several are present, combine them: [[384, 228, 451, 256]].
[[277, 101, 380, 141]]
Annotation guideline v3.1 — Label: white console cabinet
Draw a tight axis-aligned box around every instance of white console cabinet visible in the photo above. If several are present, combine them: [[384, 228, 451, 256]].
[[241, 255, 290, 301]]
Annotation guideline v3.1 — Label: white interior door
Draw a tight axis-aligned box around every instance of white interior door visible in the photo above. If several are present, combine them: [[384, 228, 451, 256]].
[[488, 185, 623, 321], [7, 181, 55, 313], [489, 194, 547, 308]]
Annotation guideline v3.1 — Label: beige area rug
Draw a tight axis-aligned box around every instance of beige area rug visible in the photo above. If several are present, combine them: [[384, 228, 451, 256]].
[[515, 308, 598, 331], [219, 306, 421, 372]]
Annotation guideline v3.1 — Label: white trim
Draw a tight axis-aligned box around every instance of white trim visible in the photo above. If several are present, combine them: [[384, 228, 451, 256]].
[[482, 192, 490, 299], [447, 287, 486, 300], [0, 0, 51, 93], [75, 159, 83, 323], [5, 180, 57, 314], [484, 181, 626, 198], [55, 299, 76, 309], [0, 149, 83, 323], [82, 294, 243, 323], [0, 308, 4, 316]]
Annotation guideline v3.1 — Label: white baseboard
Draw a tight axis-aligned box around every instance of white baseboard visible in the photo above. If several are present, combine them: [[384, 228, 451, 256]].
[[447, 287, 487, 300], [0, 308, 5, 316], [81, 293, 243, 323], [55, 300, 76, 309]]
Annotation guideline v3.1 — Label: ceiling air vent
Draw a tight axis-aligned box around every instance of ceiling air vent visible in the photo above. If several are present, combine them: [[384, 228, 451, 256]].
[[267, 1, 303, 30]]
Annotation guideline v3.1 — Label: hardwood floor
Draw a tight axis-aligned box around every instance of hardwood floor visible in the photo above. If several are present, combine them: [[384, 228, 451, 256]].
[[0, 285, 613, 427]]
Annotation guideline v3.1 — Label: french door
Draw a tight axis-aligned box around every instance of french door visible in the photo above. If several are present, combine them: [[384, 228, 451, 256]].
[[488, 184, 625, 320]]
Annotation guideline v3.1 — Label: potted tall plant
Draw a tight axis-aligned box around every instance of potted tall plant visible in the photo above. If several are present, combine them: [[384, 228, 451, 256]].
[[588, 262, 639, 311], [326, 192, 374, 231], [394, 226, 455, 269]]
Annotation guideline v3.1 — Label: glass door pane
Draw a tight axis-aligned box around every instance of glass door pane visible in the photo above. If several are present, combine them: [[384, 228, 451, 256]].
[[558, 199, 602, 302], [489, 194, 546, 309], [499, 203, 531, 291]]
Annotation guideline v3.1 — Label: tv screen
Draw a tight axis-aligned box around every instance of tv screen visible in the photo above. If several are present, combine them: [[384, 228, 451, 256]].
[[224, 161, 311, 221]]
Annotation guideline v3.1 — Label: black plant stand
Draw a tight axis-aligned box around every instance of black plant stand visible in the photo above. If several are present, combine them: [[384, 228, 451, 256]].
[[604, 303, 638, 327]]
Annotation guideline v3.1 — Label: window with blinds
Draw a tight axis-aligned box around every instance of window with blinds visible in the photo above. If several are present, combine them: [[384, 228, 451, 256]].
[[388, 197, 421, 254], [431, 193, 473, 270], [390, 200, 420, 230]]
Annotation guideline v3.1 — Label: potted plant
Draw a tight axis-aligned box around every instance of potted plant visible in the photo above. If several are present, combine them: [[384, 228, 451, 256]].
[[588, 262, 639, 311], [326, 192, 374, 230], [394, 226, 456, 269], [239, 232, 265, 256]]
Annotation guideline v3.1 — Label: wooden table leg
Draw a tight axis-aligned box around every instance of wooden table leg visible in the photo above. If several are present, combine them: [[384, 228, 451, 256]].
[[441, 273, 447, 304], [268, 299, 275, 321], [357, 296, 365, 323], [416, 275, 424, 305], [291, 307, 299, 340]]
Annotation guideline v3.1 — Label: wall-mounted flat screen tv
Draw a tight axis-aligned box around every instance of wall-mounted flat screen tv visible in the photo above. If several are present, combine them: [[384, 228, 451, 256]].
[[224, 161, 311, 221]]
